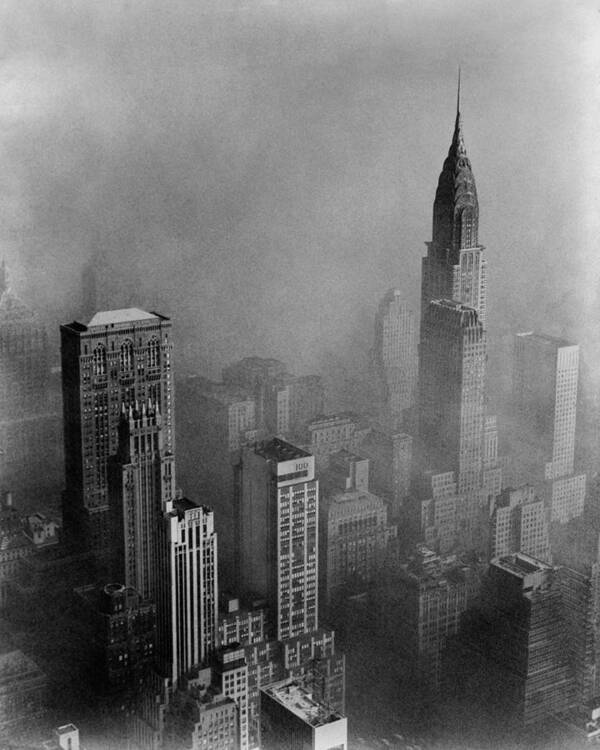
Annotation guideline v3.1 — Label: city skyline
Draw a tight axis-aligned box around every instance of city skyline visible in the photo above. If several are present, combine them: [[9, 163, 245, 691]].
[[1, 3, 599, 750], [0, 2, 597, 386]]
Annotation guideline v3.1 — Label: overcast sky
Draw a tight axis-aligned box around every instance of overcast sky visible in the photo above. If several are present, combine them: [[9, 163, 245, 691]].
[[1, 0, 598, 381]]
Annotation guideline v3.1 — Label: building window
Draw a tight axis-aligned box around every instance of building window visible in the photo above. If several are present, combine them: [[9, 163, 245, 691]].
[[93, 344, 107, 376], [120, 339, 134, 372]]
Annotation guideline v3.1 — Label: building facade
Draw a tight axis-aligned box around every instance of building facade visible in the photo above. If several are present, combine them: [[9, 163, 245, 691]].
[[371, 289, 418, 429], [109, 402, 175, 600], [420, 87, 487, 329], [159, 498, 218, 685], [61, 308, 173, 556], [237, 439, 319, 641]]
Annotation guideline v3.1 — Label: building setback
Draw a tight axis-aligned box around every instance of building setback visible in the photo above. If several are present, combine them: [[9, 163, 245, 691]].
[[490, 485, 551, 563], [158, 497, 218, 685], [109, 402, 175, 600], [61, 308, 173, 556]]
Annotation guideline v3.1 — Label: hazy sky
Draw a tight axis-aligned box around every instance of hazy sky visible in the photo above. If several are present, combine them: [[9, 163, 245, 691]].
[[1, 0, 598, 382]]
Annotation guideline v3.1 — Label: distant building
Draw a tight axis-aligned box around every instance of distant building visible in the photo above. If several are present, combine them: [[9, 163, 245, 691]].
[[319, 451, 396, 612], [61, 308, 173, 556], [74, 582, 156, 695], [513, 332, 579, 481], [512, 332, 585, 524], [490, 486, 551, 563], [0, 642, 47, 739], [236, 439, 318, 641], [175, 376, 257, 588], [371, 289, 417, 429], [42, 724, 82, 750], [304, 413, 367, 471], [0, 492, 34, 609], [223, 357, 324, 441], [213, 646, 250, 750], [0, 261, 62, 509], [358, 429, 412, 518], [260, 678, 347, 750]]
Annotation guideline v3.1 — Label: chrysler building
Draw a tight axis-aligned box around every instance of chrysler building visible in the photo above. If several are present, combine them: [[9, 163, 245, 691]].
[[420, 74, 487, 330]]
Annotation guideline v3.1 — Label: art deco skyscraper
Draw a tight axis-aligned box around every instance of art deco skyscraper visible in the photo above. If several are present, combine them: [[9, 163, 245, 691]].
[[109, 402, 176, 600], [61, 308, 174, 555], [236, 438, 318, 641], [418, 299, 486, 496], [421, 77, 486, 329], [158, 498, 218, 684]]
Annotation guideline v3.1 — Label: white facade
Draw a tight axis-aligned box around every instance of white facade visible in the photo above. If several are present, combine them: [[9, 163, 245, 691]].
[[160, 499, 218, 685]]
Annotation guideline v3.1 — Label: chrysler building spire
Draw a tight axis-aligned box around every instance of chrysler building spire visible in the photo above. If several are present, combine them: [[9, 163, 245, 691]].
[[420, 72, 487, 329]]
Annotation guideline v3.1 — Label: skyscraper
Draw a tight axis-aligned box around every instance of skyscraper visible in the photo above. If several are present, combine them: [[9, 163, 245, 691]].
[[109, 402, 175, 600], [158, 497, 218, 684], [418, 299, 486, 496], [421, 77, 486, 329], [371, 289, 418, 428], [413, 84, 501, 556], [236, 438, 318, 641], [512, 332, 585, 523], [446, 554, 575, 726], [513, 332, 579, 478], [61, 308, 173, 555]]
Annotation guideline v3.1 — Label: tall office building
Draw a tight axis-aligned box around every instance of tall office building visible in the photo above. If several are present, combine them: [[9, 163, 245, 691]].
[[61, 308, 173, 555], [418, 299, 486, 496], [513, 332, 579, 481], [421, 80, 486, 329], [109, 402, 175, 600], [446, 553, 575, 726], [236, 438, 318, 641], [512, 333, 585, 524], [371, 290, 418, 428], [158, 497, 218, 684]]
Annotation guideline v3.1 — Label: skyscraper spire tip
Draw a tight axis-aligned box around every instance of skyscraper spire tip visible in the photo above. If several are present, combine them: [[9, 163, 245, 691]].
[[457, 66, 461, 116]]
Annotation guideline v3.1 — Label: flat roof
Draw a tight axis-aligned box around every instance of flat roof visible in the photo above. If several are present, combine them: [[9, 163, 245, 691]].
[[493, 552, 552, 577], [516, 331, 575, 348], [263, 679, 344, 727], [255, 437, 311, 463]]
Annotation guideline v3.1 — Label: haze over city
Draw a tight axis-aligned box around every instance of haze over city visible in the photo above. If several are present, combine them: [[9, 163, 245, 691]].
[[2, 0, 598, 381], [1, 2, 600, 750]]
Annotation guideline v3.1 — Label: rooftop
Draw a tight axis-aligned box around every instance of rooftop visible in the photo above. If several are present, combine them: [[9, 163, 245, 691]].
[[255, 437, 311, 463], [87, 308, 160, 327], [263, 678, 344, 727], [494, 552, 552, 578], [516, 330, 576, 349]]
